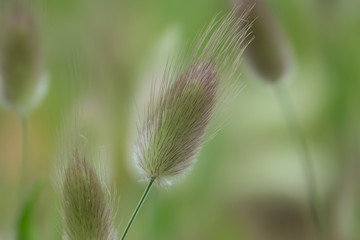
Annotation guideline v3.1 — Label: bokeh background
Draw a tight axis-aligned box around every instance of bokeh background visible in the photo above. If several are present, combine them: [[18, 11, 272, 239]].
[[0, 0, 359, 239]]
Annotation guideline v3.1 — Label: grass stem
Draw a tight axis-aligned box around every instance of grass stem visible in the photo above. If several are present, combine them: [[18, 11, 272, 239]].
[[20, 116, 28, 193], [274, 84, 326, 240], [120, 178, 155, 240]]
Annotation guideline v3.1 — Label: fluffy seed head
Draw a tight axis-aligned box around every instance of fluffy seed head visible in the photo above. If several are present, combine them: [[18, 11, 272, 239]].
[[0, 5, 47, 115], [62, 152, 116, 240], [233, 0, 291, 82], [134, 8, 252, 184]]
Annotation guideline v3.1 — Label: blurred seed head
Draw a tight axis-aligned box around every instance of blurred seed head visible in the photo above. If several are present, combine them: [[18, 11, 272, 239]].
[[233, 0, 291, 83], [0, 4, 47, 116], [233, 195, 317, 240], [62, 152, 117, 240], [134, 8, 252, 185]]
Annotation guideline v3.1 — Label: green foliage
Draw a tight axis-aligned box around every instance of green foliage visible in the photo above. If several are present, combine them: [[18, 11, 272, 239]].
[[16, 183, 43, 240]]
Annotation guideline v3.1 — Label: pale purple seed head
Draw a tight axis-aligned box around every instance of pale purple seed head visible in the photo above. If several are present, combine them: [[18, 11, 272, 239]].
[[134, 8, 252, 185]]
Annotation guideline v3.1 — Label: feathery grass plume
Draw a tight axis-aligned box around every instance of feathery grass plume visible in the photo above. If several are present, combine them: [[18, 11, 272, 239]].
[[232, 0, 291, 82], [134, 8, 252, 185], [62, 151, 117, 240], [232, 1, 326, 239], [120, 8, 252, 240], [0, 4, 47, 116], [0, 3, 48, 202]]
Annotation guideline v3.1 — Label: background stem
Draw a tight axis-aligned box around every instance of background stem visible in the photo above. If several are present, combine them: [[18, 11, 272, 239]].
[[120, 178, 155, 240], [274, 84, 326, 239], [20, 116, 28, 194]]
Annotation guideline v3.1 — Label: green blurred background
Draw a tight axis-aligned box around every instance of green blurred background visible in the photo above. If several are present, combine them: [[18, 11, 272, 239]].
[[0, 0, 359, 239]]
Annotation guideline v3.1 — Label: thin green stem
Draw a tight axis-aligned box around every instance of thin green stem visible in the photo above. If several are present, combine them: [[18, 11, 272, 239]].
[[20, 116, 28, 192], [274, 84, 326, 239], [120, 178, 155, 240]]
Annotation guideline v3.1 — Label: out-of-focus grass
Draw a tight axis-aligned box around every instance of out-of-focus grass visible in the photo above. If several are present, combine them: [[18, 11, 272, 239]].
[[0, 0, 359, 239], [16, 183, 43, 240]]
